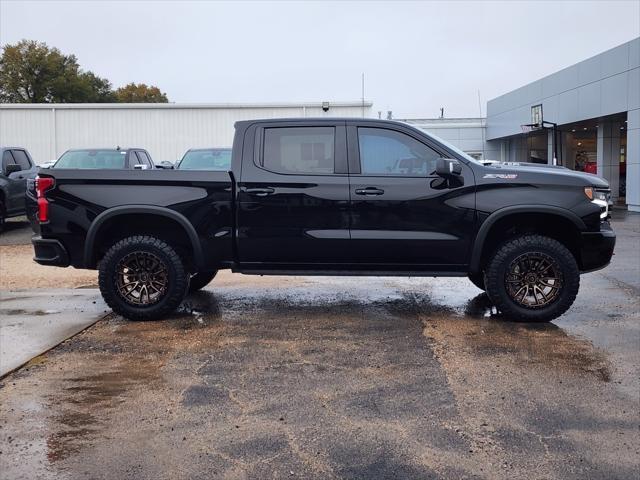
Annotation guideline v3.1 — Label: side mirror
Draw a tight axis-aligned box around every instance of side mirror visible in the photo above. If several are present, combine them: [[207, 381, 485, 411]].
[[133, 164, 148, 170], [435, 158, 462, 178], [5, 163, 21, 175]]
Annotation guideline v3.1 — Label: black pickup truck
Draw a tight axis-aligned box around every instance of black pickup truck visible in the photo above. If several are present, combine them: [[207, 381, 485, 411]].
[[29, 118, 615, 322]]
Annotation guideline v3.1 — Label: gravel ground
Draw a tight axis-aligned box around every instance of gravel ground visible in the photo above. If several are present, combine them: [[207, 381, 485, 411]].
[[0, 217, 98, 289], [0, 244, 98, 289]]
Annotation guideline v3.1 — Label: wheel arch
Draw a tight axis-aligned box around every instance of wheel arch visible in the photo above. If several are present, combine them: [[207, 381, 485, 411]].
[[84, 205, 204, 269], [469, 205, 586, 274]]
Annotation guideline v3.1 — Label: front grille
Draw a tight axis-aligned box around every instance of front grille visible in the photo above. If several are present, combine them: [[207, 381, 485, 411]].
[[595, 187, 611, 220]]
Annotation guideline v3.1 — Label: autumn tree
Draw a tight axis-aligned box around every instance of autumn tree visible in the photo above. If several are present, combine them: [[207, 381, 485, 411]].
[[115, 83, 169, 103], [0, 40, 115, 103], [0, 40, 168, 103]]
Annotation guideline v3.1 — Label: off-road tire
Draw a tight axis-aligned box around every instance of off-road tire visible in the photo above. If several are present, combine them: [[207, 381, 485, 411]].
[[468, 272, 485, 291], [188, 270, 217, 292], [98, 235, 189, 321], [484, 235, 579, 322]]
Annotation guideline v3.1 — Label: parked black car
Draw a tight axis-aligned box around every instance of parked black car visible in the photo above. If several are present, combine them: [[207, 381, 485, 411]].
[[29, 118, 615, 323], [52, 148, 155, 170], [1, 147, 38, 229], [175, 148, 232, 171]]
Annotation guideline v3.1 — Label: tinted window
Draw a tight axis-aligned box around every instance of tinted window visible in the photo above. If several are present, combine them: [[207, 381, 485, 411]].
[[178, 149, 232, 171], [2, 150, 16, 170], [11, 150, 32, 170], [132, 151, 151, 168], [263, 127, 334, 175], [358, 127, 441, 176], [54, 150, 126, 169], [139, 151, 152, 166]]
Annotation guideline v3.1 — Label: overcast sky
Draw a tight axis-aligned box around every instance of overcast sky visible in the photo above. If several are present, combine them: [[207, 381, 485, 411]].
[[1, 0, 639, 117]]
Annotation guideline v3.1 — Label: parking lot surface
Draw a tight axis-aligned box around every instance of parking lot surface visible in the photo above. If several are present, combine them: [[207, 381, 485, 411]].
[[0, 213, 638, 479]]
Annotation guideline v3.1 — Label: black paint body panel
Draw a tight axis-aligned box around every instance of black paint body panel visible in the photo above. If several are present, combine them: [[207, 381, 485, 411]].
[[30, 118, 615, 275]]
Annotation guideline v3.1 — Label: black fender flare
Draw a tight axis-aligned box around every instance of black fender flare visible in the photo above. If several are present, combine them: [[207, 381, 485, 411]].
[[469, 205, 586, 274], [83, 205, 204, 268]]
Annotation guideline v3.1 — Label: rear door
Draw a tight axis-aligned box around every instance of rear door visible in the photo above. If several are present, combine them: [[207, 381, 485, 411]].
[[237, 121, 351, 266], [347, 122, 476, 271]]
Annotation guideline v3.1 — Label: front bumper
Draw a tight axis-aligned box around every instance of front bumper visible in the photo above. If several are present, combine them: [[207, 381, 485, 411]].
[[32, 236, 70, 267], [579, 222, 616, 272]]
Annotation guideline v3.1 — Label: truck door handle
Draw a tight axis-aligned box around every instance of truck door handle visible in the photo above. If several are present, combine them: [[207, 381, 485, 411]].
[[244, 187, 275, 196], [355, 187, 384, 196]]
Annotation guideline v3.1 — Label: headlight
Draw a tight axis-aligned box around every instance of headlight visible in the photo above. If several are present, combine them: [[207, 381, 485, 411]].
[[585, 187, 610, 219], [584, 187, 607, 201]]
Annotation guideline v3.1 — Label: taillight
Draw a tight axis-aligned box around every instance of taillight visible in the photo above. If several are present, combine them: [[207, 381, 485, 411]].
[[35, 176, 55, 223]]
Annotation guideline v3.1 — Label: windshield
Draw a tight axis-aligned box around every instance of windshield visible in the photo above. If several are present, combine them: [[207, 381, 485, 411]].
[[177, 149, 232, 170], [54, 150, 126, 169]]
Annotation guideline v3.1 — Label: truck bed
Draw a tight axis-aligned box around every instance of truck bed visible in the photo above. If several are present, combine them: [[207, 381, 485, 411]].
[[31, 169, 234, 270]]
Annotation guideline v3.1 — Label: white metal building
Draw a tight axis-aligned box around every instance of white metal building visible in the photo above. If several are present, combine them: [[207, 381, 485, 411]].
[[399, 117, 499, 161], [0, 102, 373, 164]]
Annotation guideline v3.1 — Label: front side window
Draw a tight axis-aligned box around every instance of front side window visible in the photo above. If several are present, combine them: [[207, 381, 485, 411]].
[[263, 127, 335, 175], [358, 127, 441, 176], [11, 150, 32, 170], [132, 151, 151, 168], [140, 151, 153, 166]]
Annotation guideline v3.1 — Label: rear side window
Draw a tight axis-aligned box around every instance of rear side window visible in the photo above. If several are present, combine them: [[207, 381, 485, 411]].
[[262, 127, 335, 175], [11, 150, 32, 170], [358, 127, 441, 176]]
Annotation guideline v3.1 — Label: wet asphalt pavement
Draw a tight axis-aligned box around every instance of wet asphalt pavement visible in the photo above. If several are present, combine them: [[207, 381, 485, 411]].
[[0, 213, 638, 479]]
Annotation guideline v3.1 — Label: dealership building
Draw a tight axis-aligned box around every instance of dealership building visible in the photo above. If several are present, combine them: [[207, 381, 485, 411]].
[[484, 37, 639, 211]]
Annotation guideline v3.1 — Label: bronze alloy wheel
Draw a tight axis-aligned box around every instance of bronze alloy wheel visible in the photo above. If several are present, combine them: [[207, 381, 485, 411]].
[[505, 252, 563, 308], [115, 251, 169, 306]]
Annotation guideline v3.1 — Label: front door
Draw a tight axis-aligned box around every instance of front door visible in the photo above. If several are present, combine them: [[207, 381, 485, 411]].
[[347, 123, 476, 271], [237, 121, 352, 267]]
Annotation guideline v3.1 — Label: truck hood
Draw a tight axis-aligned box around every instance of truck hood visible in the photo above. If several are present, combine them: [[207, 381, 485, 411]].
[[482, 162, 609, 188]]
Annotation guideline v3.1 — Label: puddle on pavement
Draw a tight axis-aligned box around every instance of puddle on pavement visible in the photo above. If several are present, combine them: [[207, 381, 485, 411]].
[[42, 363, 160, 464], [171, 280, 611, 383], [166, 279, 612, 382]]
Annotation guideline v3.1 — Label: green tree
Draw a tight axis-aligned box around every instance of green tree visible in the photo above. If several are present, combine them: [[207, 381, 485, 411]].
[[0, 39, 116, 103], [79, 72, 117, 103], [115, 83, 169, 103]]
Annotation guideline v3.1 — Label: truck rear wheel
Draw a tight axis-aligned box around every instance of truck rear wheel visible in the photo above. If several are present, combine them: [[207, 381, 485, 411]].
[[98, 235, 189, 321], [484, 234, 579, 322], [188, 270, 217, 292]]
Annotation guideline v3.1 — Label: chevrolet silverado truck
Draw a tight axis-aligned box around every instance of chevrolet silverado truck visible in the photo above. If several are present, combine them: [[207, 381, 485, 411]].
[[29, 118, 615, 322]]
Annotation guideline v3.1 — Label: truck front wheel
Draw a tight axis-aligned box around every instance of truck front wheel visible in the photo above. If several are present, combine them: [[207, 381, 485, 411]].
[[484, 235, 579, 322], [98, 235, 189, 321]]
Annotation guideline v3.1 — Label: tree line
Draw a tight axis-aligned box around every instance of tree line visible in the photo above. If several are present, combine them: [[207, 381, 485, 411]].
[[0, 40, 169, 103]]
